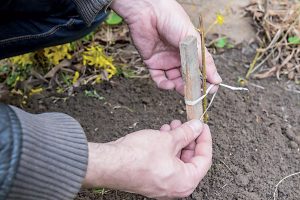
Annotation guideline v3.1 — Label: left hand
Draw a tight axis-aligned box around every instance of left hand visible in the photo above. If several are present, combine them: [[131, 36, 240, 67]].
[[111, 0, 222, 94], [83, 119, 212, 199]]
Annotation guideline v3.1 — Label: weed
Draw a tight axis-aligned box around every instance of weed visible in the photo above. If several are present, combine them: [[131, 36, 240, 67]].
[[92, 188, 109, 195], [84, 89, 104, 100]]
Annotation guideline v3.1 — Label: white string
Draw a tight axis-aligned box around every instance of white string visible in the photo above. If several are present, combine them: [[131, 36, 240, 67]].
[[200, 91, 217, 120], [220, 83, 249, 91], [184, 83, 248, 106], [185, 84, 215, 106], [185, 83, 248, 118]]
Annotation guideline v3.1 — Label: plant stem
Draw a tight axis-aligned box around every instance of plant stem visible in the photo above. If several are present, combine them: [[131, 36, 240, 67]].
[[199, 16, 209, 123], [246, 51, 260, 79]]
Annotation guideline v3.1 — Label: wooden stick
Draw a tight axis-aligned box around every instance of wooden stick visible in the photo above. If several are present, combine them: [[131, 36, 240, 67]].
[[180, 36, 203, 121], [199, 15, 209, 123]]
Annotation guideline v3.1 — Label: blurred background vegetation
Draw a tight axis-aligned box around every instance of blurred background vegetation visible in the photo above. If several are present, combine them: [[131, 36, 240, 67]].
[[0, 0, 299, 102]]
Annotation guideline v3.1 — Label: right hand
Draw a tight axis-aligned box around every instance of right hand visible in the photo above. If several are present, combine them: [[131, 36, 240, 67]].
[[111, 0, 222, 95], [84, 119, 212, 199]]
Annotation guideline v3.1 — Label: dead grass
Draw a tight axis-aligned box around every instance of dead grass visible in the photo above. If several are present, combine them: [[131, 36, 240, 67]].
[[245, 0, 300, 82]]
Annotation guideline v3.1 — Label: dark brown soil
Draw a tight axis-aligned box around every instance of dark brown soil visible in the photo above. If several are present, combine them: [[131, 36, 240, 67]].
[[8, 47, 300, 200]]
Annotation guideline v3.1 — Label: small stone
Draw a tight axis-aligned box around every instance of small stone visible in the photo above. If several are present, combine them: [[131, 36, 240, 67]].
[[290, 141, 298, 149], [285, 129, 296, 140], [235, 174, 250, 187], [241, 129, 247, 135], [141, 97, 151, 104], [294, 136, 300, 145], [280, 165, 288, 171], [243, 164, 252, 173], [178, 109, 185, 115]]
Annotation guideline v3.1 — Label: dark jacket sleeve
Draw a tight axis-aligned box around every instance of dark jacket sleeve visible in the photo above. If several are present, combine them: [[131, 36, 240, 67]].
[[0, 0, 112, 25], [0, 103, 88, 200], [72, 0, 112, 25]]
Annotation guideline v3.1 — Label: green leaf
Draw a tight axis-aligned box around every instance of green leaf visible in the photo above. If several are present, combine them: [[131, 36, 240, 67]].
[[215, 37, 228, 48], [105, 12, 123, 25], [288, 36, 300, 44]]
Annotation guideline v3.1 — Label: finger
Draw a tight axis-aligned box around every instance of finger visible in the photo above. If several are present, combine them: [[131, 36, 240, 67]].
[[207, 83, 219, 94], [184, 141, 196, 150], [202, 48, 222, 85], [195, 124, 212, 156], [166, 68, 181, 80], [171, 119, 203, 151], [186, 124, 212, 179], [160, 124, 171, 131], [181, 141, 196, 163], [149, 69, 175, 90], [170, 120, 182, 129], [181, 149, 194, 163], [145, 51, 181, 70], [171, 77, 185, 95]]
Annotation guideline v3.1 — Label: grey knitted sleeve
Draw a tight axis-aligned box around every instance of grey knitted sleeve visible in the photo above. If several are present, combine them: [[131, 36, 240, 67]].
[[72, 0, 112, 25], [7, 106, 88, 200]]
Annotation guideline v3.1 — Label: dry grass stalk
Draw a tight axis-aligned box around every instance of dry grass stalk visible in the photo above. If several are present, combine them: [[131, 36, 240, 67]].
[[246, 0, 300, 82]]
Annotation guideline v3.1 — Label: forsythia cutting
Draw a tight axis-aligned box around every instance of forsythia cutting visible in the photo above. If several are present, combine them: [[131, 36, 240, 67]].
[[216, 13, 225, 25], [44, 44, 72, 65], [10, 53, 33, 67], [82, 46, 117, 79]]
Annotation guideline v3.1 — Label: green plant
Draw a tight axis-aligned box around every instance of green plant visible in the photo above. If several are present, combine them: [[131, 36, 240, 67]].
[[105, 11, 123, 25], [288, 36, 300, 44], [93, 188, 109, 195], [214, 37, 234, 49], [0, 36, 118, 95], [84, 89, 104, 100]]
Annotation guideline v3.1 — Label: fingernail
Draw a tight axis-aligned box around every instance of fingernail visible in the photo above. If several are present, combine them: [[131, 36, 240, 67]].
[[213, 72, 222, 83], [188, 119, 202, 133]]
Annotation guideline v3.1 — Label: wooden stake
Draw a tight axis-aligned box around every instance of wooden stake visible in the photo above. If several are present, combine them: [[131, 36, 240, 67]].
[[180, 36, 203, 121]]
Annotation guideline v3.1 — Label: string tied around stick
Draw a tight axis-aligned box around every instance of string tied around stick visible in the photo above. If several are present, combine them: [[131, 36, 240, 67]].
[[184, 83, 249, 120]]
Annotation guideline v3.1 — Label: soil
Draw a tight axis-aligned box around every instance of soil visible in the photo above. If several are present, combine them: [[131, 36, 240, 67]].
[[6, 46, 300, 200]]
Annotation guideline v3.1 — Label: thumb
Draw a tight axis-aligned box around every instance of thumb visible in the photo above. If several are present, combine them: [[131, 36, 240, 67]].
[[171, 119, 203, 151]]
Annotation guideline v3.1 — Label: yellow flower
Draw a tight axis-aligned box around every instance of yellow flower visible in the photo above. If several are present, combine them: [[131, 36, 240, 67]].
[[44, 44, 72, 65], [29, 87, 43, 96], [95, 75, 101, 83], [82, 46, 117, 79], [216, 13, 225, 25], [10, 53, 33, 67], [72, 71, 80, 84]]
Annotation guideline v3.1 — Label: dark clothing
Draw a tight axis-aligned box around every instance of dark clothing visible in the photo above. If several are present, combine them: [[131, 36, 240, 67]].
[[0, 0, 109, 59], [0, 0, 111, 199]]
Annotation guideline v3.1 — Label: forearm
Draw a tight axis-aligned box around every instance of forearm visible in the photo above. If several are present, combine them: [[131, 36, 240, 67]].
[[83, 142, 123, 189], [0, 104, 88, 200]]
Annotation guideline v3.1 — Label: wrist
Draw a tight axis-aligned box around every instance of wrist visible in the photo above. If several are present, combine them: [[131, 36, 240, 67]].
[[83, 142, 121, 188]]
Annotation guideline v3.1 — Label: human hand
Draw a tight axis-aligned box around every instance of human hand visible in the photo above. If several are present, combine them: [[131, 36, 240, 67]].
[[111, 0, 222, 94], [83, 120, 212, 199]]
